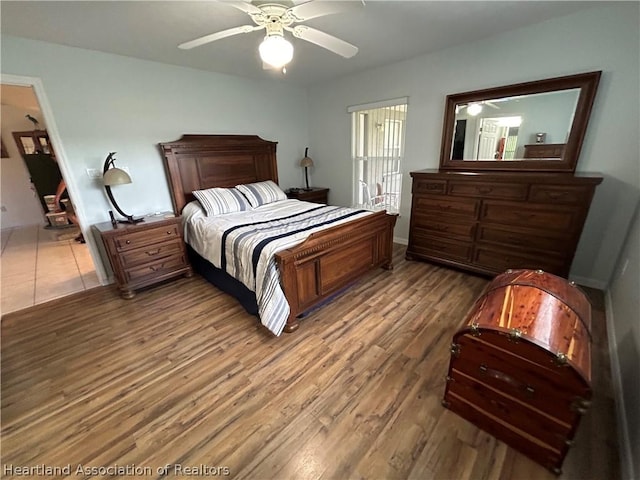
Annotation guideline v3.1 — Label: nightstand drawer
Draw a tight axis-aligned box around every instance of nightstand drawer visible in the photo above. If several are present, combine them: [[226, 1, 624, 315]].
[[114, 224, 181, 251], [119, 240, 184, 268], [94, 213, 193, 299], [286, 187, 329, 204], [124, 253, 188, 282]]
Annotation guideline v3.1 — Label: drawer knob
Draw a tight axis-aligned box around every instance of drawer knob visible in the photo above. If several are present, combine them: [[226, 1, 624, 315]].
[[167, 231, 172, 235], [125, 240, 131, 244], [546, 191, 568, 199]]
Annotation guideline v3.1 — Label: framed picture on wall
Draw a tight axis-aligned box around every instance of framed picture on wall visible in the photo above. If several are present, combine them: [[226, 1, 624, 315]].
[[1, 138, 8, 158]]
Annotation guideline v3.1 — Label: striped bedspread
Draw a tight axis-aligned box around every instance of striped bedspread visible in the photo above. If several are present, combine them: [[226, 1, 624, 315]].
[[182, 200, 371, 335]]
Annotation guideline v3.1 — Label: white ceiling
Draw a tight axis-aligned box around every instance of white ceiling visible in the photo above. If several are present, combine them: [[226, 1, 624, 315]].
[[1, 1, 604, 86]]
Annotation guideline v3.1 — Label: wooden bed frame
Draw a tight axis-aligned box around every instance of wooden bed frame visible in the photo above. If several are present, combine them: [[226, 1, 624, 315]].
[[160, 135, 397, 333]]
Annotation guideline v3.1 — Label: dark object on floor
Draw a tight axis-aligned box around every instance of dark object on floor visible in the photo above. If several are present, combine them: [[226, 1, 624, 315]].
[[75, 234, 85, 244], [442, 269, 592, 475]]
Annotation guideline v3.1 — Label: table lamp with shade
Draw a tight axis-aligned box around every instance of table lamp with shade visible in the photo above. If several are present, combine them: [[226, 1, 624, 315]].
[[103, 152, 143, 224], [300, 147, 314, 190]]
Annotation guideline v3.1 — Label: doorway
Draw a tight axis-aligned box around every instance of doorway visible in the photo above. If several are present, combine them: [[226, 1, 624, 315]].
[[1, 82, 101, 315]]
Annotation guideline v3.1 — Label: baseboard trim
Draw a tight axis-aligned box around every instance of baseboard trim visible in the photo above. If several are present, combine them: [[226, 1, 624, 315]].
[[393, 236, 408, 246], [604, 290, 635, 480], [569, 274, 607, 290]]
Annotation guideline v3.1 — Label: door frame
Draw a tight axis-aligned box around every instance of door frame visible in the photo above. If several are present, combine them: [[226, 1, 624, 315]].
[[1, 73, 108, 285]]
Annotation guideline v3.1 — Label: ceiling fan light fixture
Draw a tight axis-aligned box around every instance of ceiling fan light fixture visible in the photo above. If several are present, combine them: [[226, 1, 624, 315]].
[[259, 34, 294, 68], [467, 103, 483, 116]]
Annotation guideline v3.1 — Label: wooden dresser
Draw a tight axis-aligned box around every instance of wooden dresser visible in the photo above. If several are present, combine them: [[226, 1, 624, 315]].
[[406, 170, 602, 277], [94, 214, 192, 298]]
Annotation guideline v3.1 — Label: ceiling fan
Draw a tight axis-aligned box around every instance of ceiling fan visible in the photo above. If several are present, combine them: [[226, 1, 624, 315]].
[[457, 101, 500, 116], [178, 1, 360, 70]]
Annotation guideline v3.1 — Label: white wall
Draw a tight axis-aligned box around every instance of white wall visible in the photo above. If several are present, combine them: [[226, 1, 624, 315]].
[[607, 204, 640, 480], [307, 3, 639, 289], [0, 103, 48, 228], [1, 35, 310, 276]]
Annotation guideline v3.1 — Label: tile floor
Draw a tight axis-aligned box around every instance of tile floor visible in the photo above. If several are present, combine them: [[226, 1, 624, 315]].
[[1, 224, 100, 315]]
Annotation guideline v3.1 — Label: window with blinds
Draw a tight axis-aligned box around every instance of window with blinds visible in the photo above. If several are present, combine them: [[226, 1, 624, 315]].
[[349, 97, 408, 213]]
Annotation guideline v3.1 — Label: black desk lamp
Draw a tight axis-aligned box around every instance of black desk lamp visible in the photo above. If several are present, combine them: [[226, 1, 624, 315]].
[[300, 147, 314, 190], [103, 152, 143, 224]]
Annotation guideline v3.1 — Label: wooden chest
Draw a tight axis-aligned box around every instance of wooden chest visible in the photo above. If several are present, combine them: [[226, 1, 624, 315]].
[[442, 269, 592, 474]]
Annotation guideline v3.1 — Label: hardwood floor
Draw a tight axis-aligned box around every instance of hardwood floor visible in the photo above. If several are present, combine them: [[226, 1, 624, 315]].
[[1, 245, 619, 479]]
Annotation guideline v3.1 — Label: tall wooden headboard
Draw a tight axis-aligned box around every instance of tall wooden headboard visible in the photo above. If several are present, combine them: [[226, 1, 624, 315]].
[[159, 135, 279, 213]]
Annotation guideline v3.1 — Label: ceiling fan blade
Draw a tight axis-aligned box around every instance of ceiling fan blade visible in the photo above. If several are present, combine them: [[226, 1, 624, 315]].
[[178, 25, 263, 50], [222, 1, 263, 15], [287, 0, 360, 22], [289, 25, 358, 58]]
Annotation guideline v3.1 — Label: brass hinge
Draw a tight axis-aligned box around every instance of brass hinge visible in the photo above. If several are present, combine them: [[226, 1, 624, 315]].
[[469, 322, 481, 337], [450, 343, 461, 357], [508, 328, 522, 343], [555, 351, 569, 366]]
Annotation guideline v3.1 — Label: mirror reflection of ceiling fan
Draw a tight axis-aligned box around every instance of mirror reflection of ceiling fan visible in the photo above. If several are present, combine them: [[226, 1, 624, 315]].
[[178, 1, 361, 72], [457, 100, 501, 116]]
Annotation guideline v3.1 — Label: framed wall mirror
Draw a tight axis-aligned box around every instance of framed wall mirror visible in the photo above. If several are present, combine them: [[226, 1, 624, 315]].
[[439, 71, 601, 172]]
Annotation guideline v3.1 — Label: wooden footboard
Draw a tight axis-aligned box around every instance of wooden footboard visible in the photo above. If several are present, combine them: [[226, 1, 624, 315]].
[[275, 210, 397, 332]]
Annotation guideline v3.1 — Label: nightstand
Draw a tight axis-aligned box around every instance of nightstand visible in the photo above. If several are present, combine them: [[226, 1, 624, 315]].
[[286, 187, 329, 204], [94, 213, 192, 299]]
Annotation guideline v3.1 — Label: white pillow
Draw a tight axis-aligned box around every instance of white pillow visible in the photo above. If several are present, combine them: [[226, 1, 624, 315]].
[[236, 180, 287, 208], [192, 187, 252, 216]]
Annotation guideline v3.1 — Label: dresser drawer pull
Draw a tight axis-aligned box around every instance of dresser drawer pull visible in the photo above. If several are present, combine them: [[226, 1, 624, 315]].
[[434, 224, 449, 232], [125, 240, 131, 245], [425, 184, 441, 190], [150, 264, 163, 272], [146, 248, 161, 256], [477, 187, 494, 194], [545, 191, 569, 199], [167, 231, 173, 235]]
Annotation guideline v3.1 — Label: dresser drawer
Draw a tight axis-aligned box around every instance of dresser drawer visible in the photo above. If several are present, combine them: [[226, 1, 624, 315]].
[[481, 201, 576, 231], [529, 185, 591, 204], [412, 195, 479, 218], [476, 224, 571, 254], [124, 253, 188, 282], [409, 232, 472, 262], [448, 181, 527, 200], [413, 179, 446, 195], [114, 224, 181, 251], [412, 214, 475, 241], [119, 240, 184, 268], [472, 246, 565, 274]]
